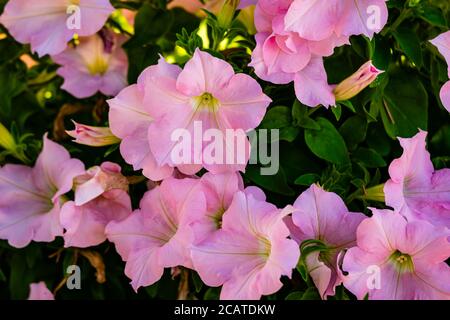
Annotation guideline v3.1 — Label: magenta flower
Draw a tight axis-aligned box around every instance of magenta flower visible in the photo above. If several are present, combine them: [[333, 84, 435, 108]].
[[66, 121, 120, 147], [191, 189, 299, 300], [107, 59, 176, 181], [430, 31, 450, 112], [60, 162, 131, 248], [384, 131, 450, 229], [52, 32, 128, 98], [145, 49, 271, 174], [0, 134, 84, 248], [0, 0, 114, 57], [27, 282, 54, 300], [342, 208, 450, 300], [105, 177, 206, 291], [285, 184, 365, 299]]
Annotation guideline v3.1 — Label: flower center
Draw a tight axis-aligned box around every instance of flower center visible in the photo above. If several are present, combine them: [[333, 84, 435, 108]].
[[87, 55, 109, 76], [210, 207, 226, 229], [389, 250, 414, 273], [193, 93, 220, 112], [69, 0, 80, 5]]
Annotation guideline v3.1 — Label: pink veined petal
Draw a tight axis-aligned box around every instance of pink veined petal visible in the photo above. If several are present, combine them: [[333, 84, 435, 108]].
[[176, 49, 235, 96], [430, 31, 450, 76], [294, 57, 335, 108], [439, 81, 450, 112], [61, 190, 132, 248], [284, 0, 340, 41]]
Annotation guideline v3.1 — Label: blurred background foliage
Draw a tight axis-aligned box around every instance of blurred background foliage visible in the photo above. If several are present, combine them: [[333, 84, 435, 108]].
[[0, 0, 449, 300]]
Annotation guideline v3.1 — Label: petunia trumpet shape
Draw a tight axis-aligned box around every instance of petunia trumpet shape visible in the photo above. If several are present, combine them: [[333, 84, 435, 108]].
[[0, 134, 84, 248], [384, 131, 450, 229], [430, 31, 450, 112], [192, 172, 244, 243], [27, 282, 55, 300], [105, 177, 206, 291], [0, 0, 114, 56], [60, 162, 131, 248], [285, 184, 365, 299], [342, 208, 450, 300], [66, 121, 120, 147], [333, 61, 383, 101], [191, 189, 299, 300], [52, 31, 128, 98]]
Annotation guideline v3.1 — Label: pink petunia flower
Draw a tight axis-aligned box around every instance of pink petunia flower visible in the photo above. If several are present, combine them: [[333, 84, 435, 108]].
[[0, 134, 84, 248], [192, 172, 244, 243], [0, 0, 114, 57], [285, 184, 365, 299], [105, 177, 206, 291], [109, 50, 271, 179], [342, 208, 450, 300], [107, 59, 175, 181], [52, 31, 128, 98], [191, 189, 299, 300], [384, 131, 450, 229], [60, 162, 131, 248], [27, 282, 55, 300], [430, 31, 450, 112]]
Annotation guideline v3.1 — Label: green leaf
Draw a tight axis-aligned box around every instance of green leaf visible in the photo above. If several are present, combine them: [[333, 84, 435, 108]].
[[260, 106, 292, 129], [331, 105, 342, 121], [352, 147, 387, 168], [191, 272, 203, 293], [418, 5, 447, 27], [305, 117, 350, 165], [339, 115, 368, 151], [393, 24, 423, 67], [245, 164, 295, 196], [294, 173, 320, 186], [381, 71, 428, 138], [292, 100, 320, 130], [300, 287, 321, 300], [372, 35, 391, 70], [285, 291, 304, 300]]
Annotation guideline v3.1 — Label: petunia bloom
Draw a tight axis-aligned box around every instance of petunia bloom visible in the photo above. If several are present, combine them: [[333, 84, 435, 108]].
[[60, 162, 131, 248], [430, 31, 450, 112], [0, 134, 84, 248], [105, 177, 206, 291], [285, 184, 365, 299], [0, 0, 114, 56], [52, 31, 128, 98], [66, 121, 120, 147], [333, 61, 383, 101], [27, 282, 55, 300], [192, 172, 244, 243], [342, 208, 450, 300], [384, 131, 450, 229], [191, 189, 299, 300]]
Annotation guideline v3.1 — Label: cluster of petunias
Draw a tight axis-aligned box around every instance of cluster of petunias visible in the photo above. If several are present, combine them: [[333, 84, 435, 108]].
[[1, 0, 449, 301], [250, 0, 388, 107]]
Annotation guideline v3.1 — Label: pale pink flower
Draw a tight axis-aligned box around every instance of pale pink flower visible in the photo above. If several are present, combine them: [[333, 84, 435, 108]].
[[0, 134, 84, 248], [60, 162, 131, 248], [342, 208, 450, 300], [191, 190, 299, 300], [430, 31, 450, 112], [0, 0, 114, 56], [384, 131, 450, 229], [107, 59, 175, 181], [284, 0, 388, 41], [52, 31, 128, 98], [27, 282, 54, 300], [285, 184, 365, 299], [333, 61, 383, 101], [66, 121, 120, 147], [105, 177, 206, 291], [192, 172, 244, 243], [145, 49, 271, 174]]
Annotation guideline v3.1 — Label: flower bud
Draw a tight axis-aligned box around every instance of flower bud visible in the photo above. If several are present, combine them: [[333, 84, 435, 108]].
[[333, 61, 383, 101], [218, 0, 240, 29], [0, 122, 16, 152], [66, 121, 120, 147]]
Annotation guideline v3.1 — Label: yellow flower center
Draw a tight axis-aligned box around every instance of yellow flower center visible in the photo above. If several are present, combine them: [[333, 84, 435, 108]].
[[390, 250, 414, 273], [193, 92, 220, 112], [87, 55, 109, 76]]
